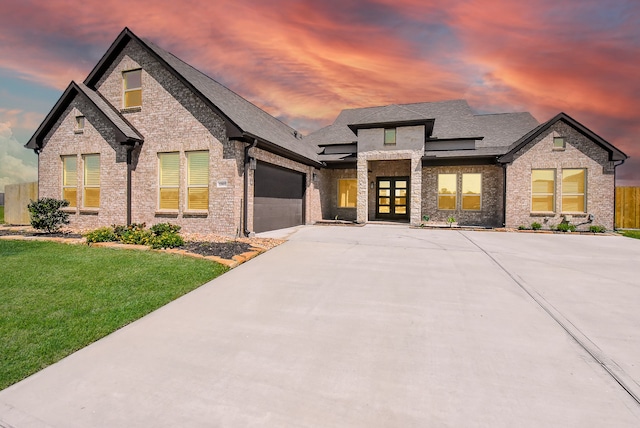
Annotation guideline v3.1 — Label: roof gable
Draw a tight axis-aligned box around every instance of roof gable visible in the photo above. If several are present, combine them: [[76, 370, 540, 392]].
[[84, 28, 320, 166], [25, 81, 143, 151], [498, 112, 627, 163]]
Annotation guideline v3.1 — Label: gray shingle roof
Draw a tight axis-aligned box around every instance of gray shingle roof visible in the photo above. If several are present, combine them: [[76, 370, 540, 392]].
[[140, 38, 320, 164], [26, 81, 143, 150]]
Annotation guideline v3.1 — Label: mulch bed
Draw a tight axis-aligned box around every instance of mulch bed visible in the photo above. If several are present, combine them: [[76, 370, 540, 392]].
[[0, 230, 83, 239], [182, 241, 252, 259]]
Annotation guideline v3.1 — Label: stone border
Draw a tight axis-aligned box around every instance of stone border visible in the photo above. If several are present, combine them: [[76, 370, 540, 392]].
[[0, 234, 265, 268]]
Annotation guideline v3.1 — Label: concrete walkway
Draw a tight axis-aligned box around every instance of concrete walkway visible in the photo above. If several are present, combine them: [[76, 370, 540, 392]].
[[1, 225, 639, 427]]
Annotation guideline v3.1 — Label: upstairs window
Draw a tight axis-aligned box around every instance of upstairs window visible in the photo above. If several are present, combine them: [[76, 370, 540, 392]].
[[158, 152, 179, 210], [75, 116, 85, 132], [83, 154, 100, 208], [531, 169, 555, 212], [462, 173, 482, 210], [384, 128, 396, 145], [553, 136, 565, 150], [187, 151, 209, 210], [123, 69, 142, 108], [62, 156, 77, 208], [438, 173, 457, 210], [562, 169, 586, 213], [337, 179, 357, 208]]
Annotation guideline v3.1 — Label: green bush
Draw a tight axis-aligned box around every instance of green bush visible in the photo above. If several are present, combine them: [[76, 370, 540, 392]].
[[150, 232, 185, 249], [422, 214, 430, 222], [531, 222, 542, 230], [27, 198, 70, 233], [518, 225, 527, 230], [84, 227, 117, 243], [556, 223, 576, 232], [112, 223, 152, 245], [150, 223, 181, 236], [589, 225, 606, 233]]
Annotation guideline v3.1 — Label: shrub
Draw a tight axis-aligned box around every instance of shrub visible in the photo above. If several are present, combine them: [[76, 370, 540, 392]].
[[422, 214, 430, 222], [112, 223, 152, 245], [150, 232, 184, 249], [556, 223, 576, 233], [518, 225, 527, 230], [84, 227, 117, 243], [589, 225, 606, 233], [150, 223, 181, 236], [531, 222, 542, 230], [27, 198, 70, 233], [446, 216, 456, 226]]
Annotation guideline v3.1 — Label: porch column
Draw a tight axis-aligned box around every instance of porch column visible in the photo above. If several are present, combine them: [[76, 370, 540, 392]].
[[357, 154, 368, 223], [410, 152, 422, 225]]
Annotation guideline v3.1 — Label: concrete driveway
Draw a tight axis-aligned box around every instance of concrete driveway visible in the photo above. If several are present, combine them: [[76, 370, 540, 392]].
[[1, 225, 640, 427]]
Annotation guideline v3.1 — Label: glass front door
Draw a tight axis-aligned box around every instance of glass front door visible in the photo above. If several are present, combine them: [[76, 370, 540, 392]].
[[376, 177, 409, 220]]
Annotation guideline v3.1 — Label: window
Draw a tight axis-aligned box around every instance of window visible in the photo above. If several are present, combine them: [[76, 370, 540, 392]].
[[83, 154, 100, 208], [553, 137, 565, 150], [123, 69, 142, 108], [531, 169, 555, 212], [462, 173, 481, 210], [187, 151, 209, 210], [338, 179, 357, 208], [75, 116, 85, 131], [158, 152, 179, 210], [384, 128, 396, 145], [562, 169, 586, 213], [438, 173, 457, 210], [62, 156, 77, 208]]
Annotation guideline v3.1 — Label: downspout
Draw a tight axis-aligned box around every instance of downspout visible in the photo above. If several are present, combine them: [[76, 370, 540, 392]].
[[243, 138, 258, 237], [501, 161, 508, 227], [613, 159, 626, 230], [126, 146, 133, 226]]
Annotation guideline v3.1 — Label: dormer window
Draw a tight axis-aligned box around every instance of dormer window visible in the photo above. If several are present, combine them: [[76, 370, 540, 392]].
[[123, 69, 142, 108], [75, 116, 85, 133], [384, 128, 396, 145], [553, 136, 566, 150]]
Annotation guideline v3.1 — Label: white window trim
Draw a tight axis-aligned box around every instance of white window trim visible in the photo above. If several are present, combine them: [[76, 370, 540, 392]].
[[122, 69, 142, 109]]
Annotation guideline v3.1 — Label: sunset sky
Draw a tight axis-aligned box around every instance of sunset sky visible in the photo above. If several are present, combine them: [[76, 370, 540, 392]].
[[1, 0, 639, 191]]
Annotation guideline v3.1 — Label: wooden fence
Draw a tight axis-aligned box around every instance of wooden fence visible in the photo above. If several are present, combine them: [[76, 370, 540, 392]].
[[4, 182, 38, 225], [616, 187, 640, 229]]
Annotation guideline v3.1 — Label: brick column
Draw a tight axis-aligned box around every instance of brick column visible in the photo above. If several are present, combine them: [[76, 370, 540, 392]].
[[410, 152, 422, 225], [357, 154, 368, 223]]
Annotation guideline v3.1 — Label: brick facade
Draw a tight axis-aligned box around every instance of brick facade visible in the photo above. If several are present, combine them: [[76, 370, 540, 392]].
[[505, 122, 615, 230], [422, 165, 505, 227]]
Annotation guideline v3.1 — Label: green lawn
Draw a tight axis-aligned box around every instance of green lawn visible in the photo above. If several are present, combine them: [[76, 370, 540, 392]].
[[620, 230, 640, 239], [0, 240, 227, 390], [0, 205, 4, 223]]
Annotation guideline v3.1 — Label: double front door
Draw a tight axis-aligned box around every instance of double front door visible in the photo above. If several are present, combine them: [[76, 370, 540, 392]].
[[376, 177, 409, 220]]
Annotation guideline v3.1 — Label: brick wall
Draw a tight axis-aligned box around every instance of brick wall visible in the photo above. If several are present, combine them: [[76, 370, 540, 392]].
[[505, 122, 615, 230], [320, 167, 358, 221], [94, 39, 244, 236], [422, 164, 504, 227]]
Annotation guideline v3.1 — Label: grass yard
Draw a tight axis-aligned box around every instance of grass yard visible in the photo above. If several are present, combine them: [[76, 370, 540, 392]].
[[0, 240, 227, 390], [620, 230, 640, 239], [0, 205, 4, 223]]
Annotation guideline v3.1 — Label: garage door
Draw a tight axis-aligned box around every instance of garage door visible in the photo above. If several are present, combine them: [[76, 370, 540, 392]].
[[253, 161, 305, 233]]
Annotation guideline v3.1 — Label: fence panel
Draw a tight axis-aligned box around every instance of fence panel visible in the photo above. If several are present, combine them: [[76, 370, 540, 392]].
[[616, 187, 640, 229], [4, 182, 38, 225]]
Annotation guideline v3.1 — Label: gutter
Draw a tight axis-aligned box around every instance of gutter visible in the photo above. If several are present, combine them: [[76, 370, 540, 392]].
[[243, 139, 258, 237]]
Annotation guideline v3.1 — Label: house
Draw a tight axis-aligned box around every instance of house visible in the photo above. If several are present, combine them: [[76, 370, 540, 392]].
[[26, 28, 628, 235]]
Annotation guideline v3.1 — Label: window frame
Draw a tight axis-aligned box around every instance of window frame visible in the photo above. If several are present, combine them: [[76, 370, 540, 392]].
[[384, 128, 396, 145], [62, 155, 78, 208], [437, 173, 457, 210], [75, 116, 85, 133], [461, 173, 482, 211], [186, 151, 209, 212], [553, 136, 566, 150], [158, 152, 180, 211], [82, 154, 100, 209], [531, 169, 556, 213], [123, 69, 142, 109], [337, 178, 357, 208], [561, 168, 587, 213]]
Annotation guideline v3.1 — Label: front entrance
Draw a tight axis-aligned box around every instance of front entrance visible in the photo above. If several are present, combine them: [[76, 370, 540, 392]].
[[376, 177, 409, 220]]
